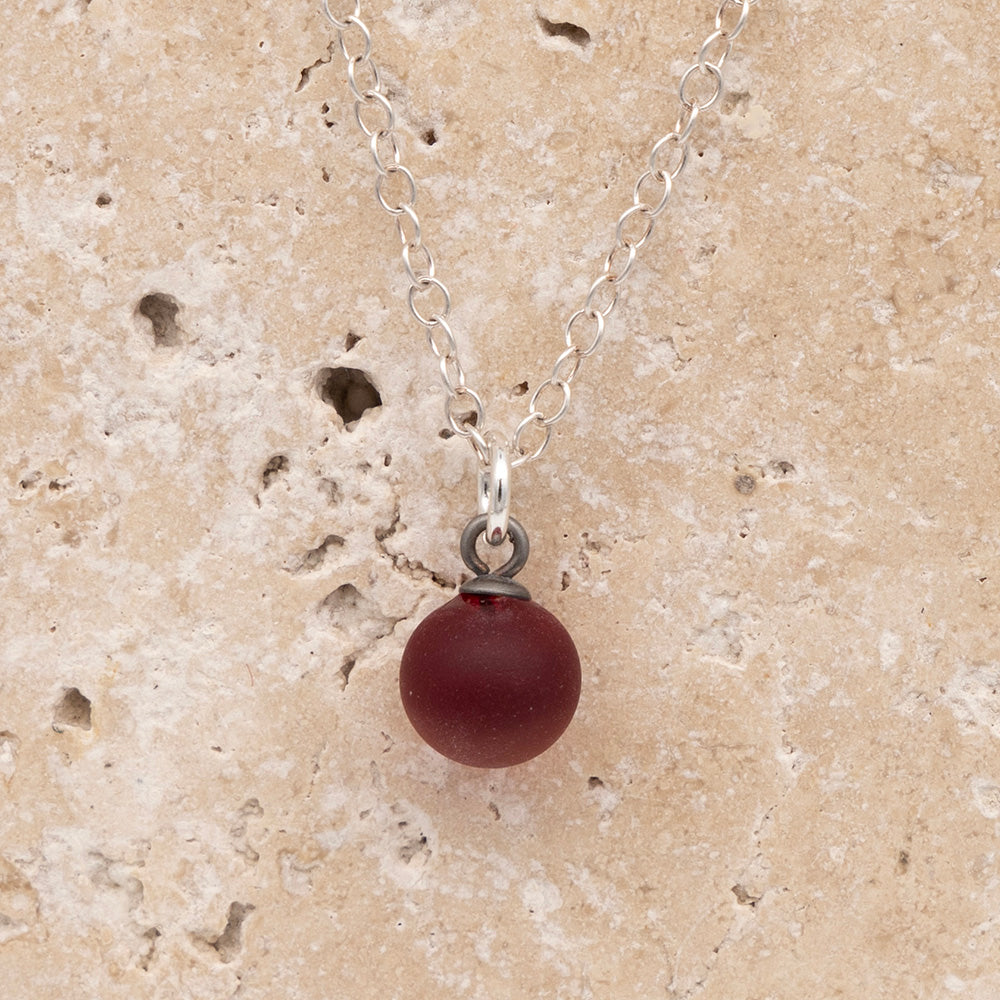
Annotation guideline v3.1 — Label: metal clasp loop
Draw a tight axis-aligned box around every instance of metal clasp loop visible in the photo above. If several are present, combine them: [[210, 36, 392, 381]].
[[459, 515, 531, 600], [477, 432, 511, 546]]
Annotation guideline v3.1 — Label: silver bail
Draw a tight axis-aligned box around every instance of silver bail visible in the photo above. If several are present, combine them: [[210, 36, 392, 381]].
[[477, 432, 511, 547]]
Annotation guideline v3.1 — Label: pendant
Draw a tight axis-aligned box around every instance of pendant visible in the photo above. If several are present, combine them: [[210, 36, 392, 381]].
[[400, 515, 581, 768]]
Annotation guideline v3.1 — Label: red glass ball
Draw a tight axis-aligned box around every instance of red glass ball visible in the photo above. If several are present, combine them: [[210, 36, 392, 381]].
[[399, 593, 581, 768]]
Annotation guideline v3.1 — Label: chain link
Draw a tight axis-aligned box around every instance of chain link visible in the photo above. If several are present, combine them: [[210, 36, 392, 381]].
[[322, 0, 757, 469]]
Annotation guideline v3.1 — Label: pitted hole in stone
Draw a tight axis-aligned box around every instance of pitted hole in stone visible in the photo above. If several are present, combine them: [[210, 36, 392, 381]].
[[322, 584, 363, 618], [209, 902, 254, 964], [344, 330, 362, 351], [139, 927, 161, 972], [734, 474, 756, 495], [421, 127, 438, 146], [397, 823, 429, 864], [316, 366, 382, 430], [339, 656, 356, 689], [537, 14, 591, 47], [261, 454, 290, 489], [319, 583, 395, 644], [731, 884, 762, 907], [137, 293, 182, 347], [96, 192, 112, 206], [89, 853, 144, 908], [768, 460, 797, 479], [288, 533, 345, 574], [448, 405, 480, 437], [241, 797, 264, 819], [53, 687, 92, 732], [231, 799, 263, 863], [318, 478, 343, 505], [306, 533, 346, 567], [320, 583, 371, 625]]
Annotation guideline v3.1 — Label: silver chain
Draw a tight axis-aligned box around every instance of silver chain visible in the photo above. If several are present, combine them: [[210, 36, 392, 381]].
[[322, 0, 757, 470]]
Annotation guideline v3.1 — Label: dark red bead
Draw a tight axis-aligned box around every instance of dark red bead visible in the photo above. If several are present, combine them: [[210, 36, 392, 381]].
[[399, 593, 581, 768]]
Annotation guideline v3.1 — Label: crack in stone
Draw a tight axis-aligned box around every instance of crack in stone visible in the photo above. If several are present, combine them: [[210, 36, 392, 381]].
[[667, 801, 785, 999], [664, 612, 808, 994], [373, 506, 455, 589], [296, 41, 335, 92], [374, 507, 401, 543], [390, 553, 455, 590]]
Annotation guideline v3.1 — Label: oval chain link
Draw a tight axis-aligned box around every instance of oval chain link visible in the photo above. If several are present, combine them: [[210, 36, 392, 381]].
[[322, 0, 757, 469]]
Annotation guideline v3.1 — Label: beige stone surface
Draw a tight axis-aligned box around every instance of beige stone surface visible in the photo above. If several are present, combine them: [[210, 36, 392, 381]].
[[2, 0, 999, 997]]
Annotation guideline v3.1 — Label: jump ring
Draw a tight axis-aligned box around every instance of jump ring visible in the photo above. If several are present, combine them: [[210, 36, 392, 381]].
[[477, 432, 511, 546]]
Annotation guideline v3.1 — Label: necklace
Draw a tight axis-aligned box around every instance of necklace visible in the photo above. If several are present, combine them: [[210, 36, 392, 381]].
[[321, 0, 758, 768]]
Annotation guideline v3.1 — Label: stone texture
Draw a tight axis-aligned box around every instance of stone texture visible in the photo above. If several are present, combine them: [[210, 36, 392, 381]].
[[1, 0, 999, 997]]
